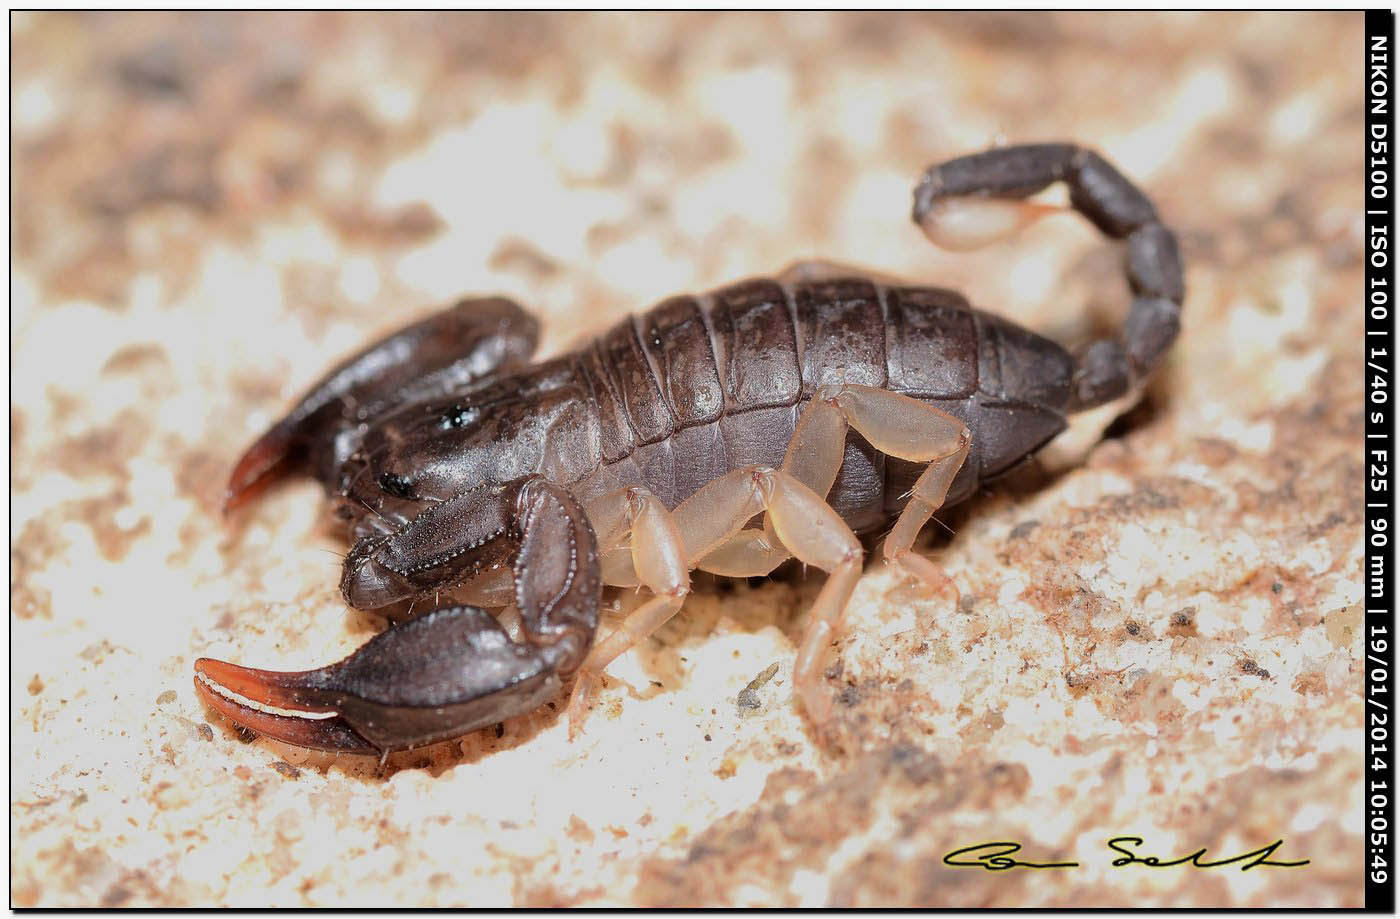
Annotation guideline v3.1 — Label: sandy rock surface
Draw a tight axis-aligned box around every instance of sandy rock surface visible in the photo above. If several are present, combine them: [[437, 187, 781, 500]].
[[12, 11, 1365, 907]]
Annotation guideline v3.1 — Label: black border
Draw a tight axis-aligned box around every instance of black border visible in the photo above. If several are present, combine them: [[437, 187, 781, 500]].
[[1366, 7, 1396, 914]]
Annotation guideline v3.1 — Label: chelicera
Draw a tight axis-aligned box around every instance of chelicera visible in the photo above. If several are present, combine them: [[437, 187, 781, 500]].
[[195, 143, 1183, 756]]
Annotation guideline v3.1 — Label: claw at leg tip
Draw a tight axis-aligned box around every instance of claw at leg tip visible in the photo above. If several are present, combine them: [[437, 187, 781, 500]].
[[889, 552, 959, 606], [799, 687, 834, 737], [565, 674, 598, 741]]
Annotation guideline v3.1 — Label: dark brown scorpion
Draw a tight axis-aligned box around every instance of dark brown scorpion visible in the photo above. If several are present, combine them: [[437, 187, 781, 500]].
[[195, 143, 1183, 755]]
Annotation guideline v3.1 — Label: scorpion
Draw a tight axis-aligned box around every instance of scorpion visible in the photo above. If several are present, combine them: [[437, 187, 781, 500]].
[[194, 143, 1183, 756]]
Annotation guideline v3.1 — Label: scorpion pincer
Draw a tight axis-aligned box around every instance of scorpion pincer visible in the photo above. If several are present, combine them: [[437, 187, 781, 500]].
[[195, 143, 1183, 755]]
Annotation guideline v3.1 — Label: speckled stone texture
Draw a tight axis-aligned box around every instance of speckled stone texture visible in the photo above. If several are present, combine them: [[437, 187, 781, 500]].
[[11, 11, 1366, 907]]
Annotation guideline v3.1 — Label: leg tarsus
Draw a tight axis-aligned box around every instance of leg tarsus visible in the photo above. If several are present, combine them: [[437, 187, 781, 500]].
[[884, 546, 960, 607], [566, 670, 602, 740], [791, 558, 862, 731], [565, 586, 686, 738]]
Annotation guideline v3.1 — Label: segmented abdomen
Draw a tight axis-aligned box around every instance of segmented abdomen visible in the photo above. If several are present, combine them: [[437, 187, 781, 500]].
[[573, 275, 1071, 523]]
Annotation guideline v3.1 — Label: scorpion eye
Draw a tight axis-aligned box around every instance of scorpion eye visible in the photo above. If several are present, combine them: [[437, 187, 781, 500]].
[[377, 471, 416, 499], [439, 403, 479, 430]]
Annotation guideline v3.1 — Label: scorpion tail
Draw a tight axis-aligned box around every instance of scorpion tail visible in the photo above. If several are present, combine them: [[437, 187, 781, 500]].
[[912, 143, 1184, 413], [224, 296, 540, 514]]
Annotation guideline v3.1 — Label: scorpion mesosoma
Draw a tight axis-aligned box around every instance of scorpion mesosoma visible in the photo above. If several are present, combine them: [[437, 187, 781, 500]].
[[195, 143, 1183, 755]]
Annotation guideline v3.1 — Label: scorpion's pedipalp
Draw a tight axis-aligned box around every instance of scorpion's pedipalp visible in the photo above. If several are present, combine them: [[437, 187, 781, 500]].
[[340, 481, 519, 610], [510, 478, 603, 672], [195, 606, 566, 754], [225, 297, 540, 513], [199, 476, 603, 753], [193, 657, 379, 753], [224, 417, 303, 514]]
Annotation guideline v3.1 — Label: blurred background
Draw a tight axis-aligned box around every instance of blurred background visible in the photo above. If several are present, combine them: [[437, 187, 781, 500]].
[[12, 12, 1365, 906]]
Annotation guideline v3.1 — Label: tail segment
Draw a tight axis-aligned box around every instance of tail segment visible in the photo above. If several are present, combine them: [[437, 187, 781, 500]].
[[913, 143, 1183, 413]]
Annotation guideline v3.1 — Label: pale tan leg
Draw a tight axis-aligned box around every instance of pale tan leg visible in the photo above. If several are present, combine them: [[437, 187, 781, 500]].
[[693, 399, 845, 577], [571, 383, 967, 737], [567, 467, 863, 736], [695, 387, 969, 726], [760, 471, 864, 728], [773, 384, 970, 596], [567, 487, 689, 737], [691, 466, 867, 728], [583, 489, 644, 588], [694, 528, 788, 578], [829, 385, 969, 600], [569, 472, 773, 734]]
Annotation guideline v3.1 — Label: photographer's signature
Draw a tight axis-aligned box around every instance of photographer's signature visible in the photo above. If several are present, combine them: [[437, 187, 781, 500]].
[[943, 837, 1309, 872]]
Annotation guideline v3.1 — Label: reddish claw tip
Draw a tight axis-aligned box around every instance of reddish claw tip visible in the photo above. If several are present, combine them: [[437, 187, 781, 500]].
[[223, 423, 300, 516], [193, 657, 378, 754]]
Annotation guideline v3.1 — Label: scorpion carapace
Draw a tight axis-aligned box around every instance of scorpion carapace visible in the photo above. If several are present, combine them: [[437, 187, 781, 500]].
[[196, 143, 1183, 755]]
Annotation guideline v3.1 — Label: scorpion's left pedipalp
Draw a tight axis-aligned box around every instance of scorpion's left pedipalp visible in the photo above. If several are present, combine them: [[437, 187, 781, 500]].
[[195, 476, 602, 754], [225, 296, 539, 513]]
